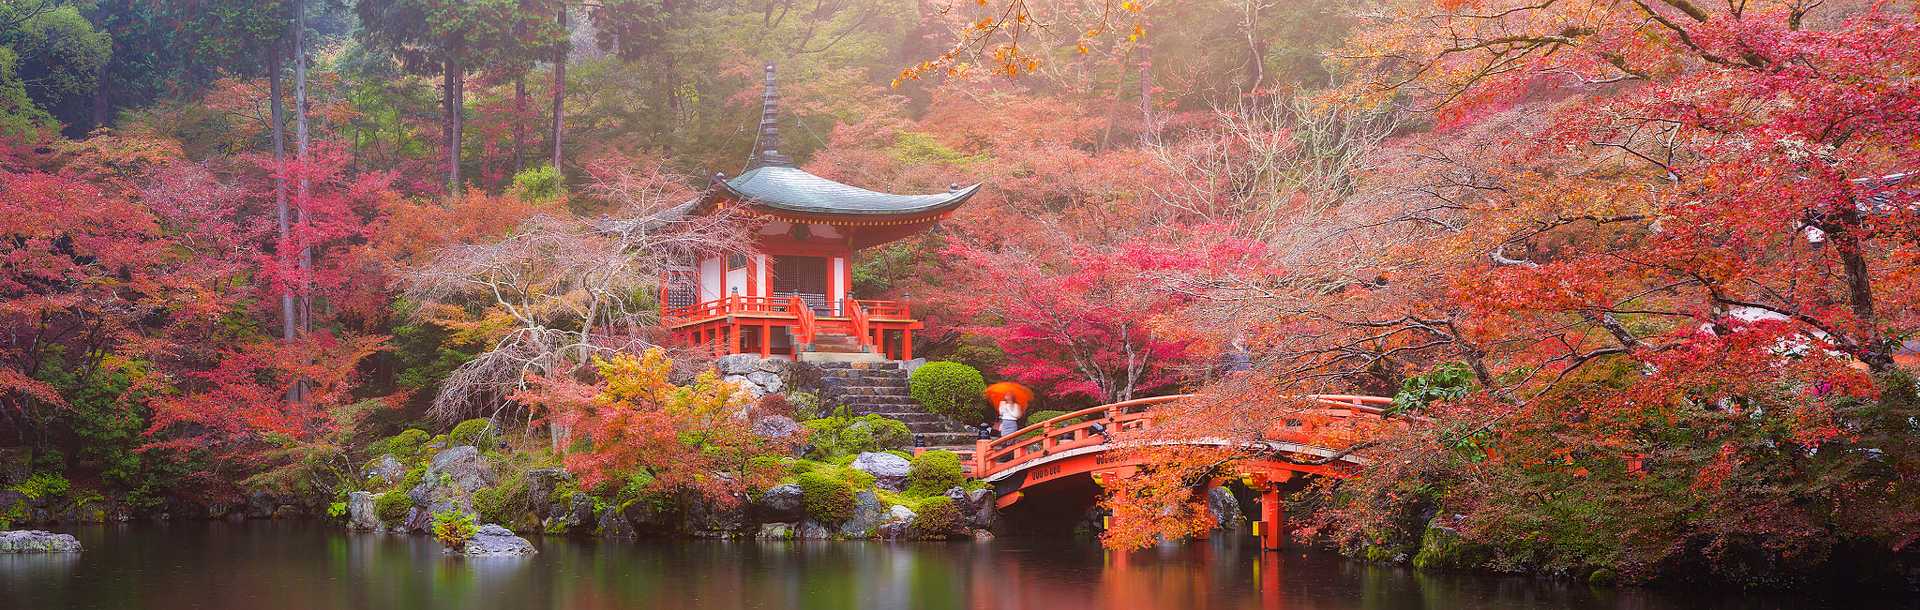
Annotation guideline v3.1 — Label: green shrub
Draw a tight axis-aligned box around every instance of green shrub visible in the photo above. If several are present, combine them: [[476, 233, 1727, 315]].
[[374, 491, 412, 525], [908, 362, 988, 422], [432, 510, 479, 550], [473, 479, 529, 525], [370, 428, 431, 462], [507, 164, 565, 202], [327, 501, 349, 519], [910, 496, 962, 538], [448, 418, 498, 448], [906, 450, 965, 496], [10, 472, 70, 500], [798, 471, 855, 523], [802, 415, 912, 459]]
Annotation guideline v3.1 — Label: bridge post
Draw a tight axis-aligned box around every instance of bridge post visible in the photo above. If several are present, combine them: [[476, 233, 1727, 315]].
[[1259, 488, 1284, 552]]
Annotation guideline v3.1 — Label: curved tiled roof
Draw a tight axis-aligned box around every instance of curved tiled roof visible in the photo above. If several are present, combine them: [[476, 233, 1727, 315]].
[[720, 166, 980, 217]]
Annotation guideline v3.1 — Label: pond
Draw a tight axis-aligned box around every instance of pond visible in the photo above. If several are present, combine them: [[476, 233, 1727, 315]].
[[0, 522, 1896, 610]]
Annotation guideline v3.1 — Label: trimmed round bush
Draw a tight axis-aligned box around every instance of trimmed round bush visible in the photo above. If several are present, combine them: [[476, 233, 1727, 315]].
[[798, 471, 855, 523], [910, 496, 962, 538], [374, 491, 411, 525], [909, 362, 988, 422], [906, 450, 965, 496], [371, 428, 431, 461]]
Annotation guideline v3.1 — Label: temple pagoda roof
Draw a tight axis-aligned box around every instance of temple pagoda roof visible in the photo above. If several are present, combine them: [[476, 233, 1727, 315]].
[[718, 166, 979, 217], [698, 62, 979, 223]]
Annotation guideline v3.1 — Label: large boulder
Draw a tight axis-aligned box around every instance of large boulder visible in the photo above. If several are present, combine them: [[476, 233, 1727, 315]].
[[346, 491, 382, 532], [365, 455, 406, 488], [754, 358, 790, 374], [850, 452, 912, 491], [745, 371, 784, 394], [460, 524, 536, 556], [795, 520, 832, 540], [875, 505, 916, 541], [621, 498, 679, 537], [754, 484, 804, 522], [1206, 487, 1243, 529], [684, 490, 747, 538], [523, 468, 570, 521], [751, 416, 801, 442], [245, 491, 277, 519], [0, 530, 80, 553], [758, 522, 795, 540], [597, 507, 637, 539], [408, 446, 496, 516], [948, 487, 999, 531], [716, 354, 761, 376], [837, 491, 885, 539]]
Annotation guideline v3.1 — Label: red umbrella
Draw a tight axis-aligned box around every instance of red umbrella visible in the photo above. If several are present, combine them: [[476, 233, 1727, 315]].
[[983, 381, 1034, 414]]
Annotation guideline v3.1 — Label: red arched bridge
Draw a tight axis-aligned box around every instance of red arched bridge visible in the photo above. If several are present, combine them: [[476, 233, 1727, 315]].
[[961, 393, 1394, 552]]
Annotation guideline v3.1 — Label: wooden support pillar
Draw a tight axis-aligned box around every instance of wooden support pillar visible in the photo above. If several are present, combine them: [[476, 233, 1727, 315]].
[[901, 329, 912, 361], [759, 321, 772, 357], [1259, 487, 1284, 552], [730, 324, 742, 355]]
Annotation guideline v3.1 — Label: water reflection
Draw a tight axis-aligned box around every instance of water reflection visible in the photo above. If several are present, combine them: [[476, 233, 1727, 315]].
[[0, 522, 1896, 610]]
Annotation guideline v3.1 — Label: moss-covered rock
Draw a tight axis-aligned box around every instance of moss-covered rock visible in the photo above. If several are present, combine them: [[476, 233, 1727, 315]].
[[909, 496, 961, 539], [906, 451, 965, 496], [374, 491, 411, 526], [1411, 520, 1490, 570], [448, 418, 498, 449], [798, 471, 855, 524]]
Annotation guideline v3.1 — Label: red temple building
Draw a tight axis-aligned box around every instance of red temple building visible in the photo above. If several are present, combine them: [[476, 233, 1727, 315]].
[[661, 65, 979, 362]]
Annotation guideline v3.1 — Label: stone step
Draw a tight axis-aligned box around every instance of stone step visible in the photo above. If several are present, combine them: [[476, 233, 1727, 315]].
[[829, 386, 911, 396], [810, 361, 899, 370], [914, 432, 979, 447]]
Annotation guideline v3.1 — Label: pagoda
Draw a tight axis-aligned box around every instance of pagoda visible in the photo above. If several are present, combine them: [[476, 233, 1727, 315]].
[[660, 64, 980, 362]]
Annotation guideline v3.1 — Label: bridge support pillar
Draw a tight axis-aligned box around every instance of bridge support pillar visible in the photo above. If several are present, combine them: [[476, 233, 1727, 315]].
[[1258, 488, 1284, 552]]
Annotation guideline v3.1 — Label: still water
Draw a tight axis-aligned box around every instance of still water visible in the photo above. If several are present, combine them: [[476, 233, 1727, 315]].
[[0, 522, 1898, 610]]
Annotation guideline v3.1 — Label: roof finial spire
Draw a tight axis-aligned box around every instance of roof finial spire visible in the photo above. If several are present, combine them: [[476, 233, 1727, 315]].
[[750, 63, 793, 168]]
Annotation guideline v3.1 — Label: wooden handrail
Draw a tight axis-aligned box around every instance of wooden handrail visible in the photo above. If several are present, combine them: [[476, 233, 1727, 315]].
[[790, 295, 816, 345], [970, 393, 1396, 479], [846, 296, 873, 350]]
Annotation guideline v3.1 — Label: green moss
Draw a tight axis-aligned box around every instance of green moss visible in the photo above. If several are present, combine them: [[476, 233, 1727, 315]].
[[906, 450, 965, 496], [374, 491, 412, 525], [1411, 522, 1489, 570], [448, 418, 498, 448], [910, 496, 962, 538], [802, 415, 912, 459], [1587, 567, 1619, 586], [370, 429, 431, 462], [798, 471, 855, 524], [908, 362, 989, 422]]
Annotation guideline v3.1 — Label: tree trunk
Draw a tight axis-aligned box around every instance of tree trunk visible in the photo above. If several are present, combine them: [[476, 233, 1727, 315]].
[[295, 0, 312, 338], [444, 44, 465, 192], [513, 76, 527, 175], [1138, 37, 1155, 146], [550, 3, 568, 174], [269, 39, 295, 345]]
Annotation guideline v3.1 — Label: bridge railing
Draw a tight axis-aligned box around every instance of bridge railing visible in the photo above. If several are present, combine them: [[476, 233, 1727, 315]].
[[971, 393, 1396, 479]]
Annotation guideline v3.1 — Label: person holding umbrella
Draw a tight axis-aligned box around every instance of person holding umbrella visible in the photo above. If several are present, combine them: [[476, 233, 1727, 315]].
[[984, 381, 1033, 438]]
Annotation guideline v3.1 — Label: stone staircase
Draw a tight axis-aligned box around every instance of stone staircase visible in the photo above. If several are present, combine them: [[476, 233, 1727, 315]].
[[816, 361, 979, 453]]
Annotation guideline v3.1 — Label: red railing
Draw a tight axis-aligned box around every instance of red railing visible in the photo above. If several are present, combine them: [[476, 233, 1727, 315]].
[[791, 295, 817, 345], [860, 299, 912, 320], [663, 295, 812, 322], [971, 393, 1395, 479], [846, 296, 873, 349]]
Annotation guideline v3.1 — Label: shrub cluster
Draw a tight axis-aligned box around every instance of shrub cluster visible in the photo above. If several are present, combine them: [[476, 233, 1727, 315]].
[[908, 362, 988, 422], [432, 509, 479, 550], [448, 418, 498, 448], [797, 471, 855, 524], [910, 496, 961, 539], [905, 450, 964, 496]]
